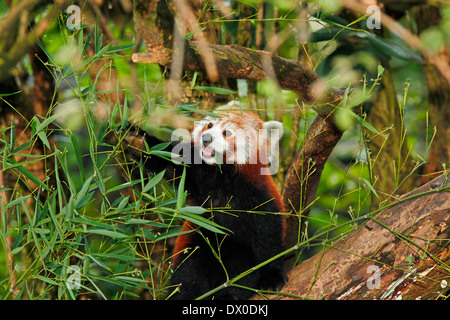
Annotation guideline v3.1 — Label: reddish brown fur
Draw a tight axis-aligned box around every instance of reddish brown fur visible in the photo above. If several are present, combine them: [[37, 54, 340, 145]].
[[173, 110, 286, 264], [172, 221, 195, 266]]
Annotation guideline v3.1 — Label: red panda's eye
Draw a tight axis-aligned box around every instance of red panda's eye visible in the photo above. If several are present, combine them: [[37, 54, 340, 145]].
[[207, 123, 213, 129], [223, 130, 232, 137]]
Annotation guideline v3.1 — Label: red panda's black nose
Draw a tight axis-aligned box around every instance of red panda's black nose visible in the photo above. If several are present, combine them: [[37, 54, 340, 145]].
[[202, 133, 213, 147]]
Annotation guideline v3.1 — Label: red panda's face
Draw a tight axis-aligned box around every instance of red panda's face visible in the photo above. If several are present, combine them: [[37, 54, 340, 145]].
[[191, 115, 239, 165], [191, 103, 283, 170]]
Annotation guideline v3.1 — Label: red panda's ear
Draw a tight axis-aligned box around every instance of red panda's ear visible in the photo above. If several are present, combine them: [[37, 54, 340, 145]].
[[261, 121, 283, 175], [263, 121, 284, 141]]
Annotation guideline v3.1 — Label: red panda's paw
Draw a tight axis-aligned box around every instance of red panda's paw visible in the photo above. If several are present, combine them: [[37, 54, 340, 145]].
[[258, 270, 288, 292]]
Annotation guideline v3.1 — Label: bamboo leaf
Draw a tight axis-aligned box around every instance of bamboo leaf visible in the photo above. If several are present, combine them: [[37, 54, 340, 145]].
[[120, 96, 129, 130], [48, 193, 63, 239], [117, 196, 129, 212], [193, 86, 236, 95], [75, 175, 94, 207], [2, 144, 7, 171], [0, 90, 22, 97], [367, 34, 423, 64], [106, 179, 141, 194], [310, 26, 354, 42], [176, 167, 187, 211], [37, 131, 51, 149], [87, 254, 112, 272], [150, 142, 171, 151], [10, 246, 24, 255], [154, 226, 193, 242], [34, 274, 60, 286], [36, 114, 59, 133], [179, 206, 206, 215], [36, 38, 56, 66], [360, 177, 380, 200], [142, 170, 165, 193], [82, 29, 92, 55], [107, 43, 137, 53], [6, 159, 49, 191], [71, 217, 116, 230], [178, 211, 229, 235], [9, 117, 15, 152], [70, 133, 85, 181], [12, 141, 31, 154], [4, 196, 31, 210], [93, 43, 112, 61], [348, 110, 379, 134], [87, 229, 128, 239]]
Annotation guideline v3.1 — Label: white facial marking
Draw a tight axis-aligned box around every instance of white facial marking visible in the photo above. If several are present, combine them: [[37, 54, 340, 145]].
[[192, 117, 230, 165], [190, 105, 283, 171]]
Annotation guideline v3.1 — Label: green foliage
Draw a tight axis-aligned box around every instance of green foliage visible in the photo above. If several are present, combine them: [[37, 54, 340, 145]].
[[0, 110, 198, 299], [0, 15, 221, 300]]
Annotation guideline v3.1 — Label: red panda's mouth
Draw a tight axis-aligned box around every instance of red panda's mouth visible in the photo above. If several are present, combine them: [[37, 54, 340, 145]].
[[202, 146, 215, 158]]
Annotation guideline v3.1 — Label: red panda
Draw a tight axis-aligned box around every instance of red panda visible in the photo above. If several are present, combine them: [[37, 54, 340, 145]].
[[127, 101, 287, 299]]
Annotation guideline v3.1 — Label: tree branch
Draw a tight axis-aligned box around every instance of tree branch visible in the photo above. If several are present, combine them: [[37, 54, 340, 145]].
[[266, 173, 450, 300], [133, 41, 344, 114], [281, 112, 344, 250], [0, 0, 70, 81]]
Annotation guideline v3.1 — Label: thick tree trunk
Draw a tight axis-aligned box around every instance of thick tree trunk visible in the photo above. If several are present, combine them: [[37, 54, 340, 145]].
[[413, 4, 450, 184], [281, 113, 344, 252], [266, 173, 450, 300], [366, 63, 415, 208]]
